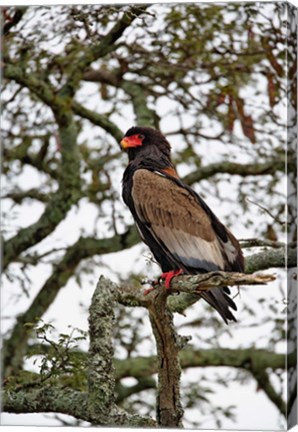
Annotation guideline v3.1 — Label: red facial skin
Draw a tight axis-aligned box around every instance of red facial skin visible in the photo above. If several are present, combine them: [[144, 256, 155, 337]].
[[120, 134, 144, 149]]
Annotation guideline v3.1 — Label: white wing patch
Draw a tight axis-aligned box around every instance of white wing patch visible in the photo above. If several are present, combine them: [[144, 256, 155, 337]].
[[153, 225, 225, 270], [219, 237, 238, 264]]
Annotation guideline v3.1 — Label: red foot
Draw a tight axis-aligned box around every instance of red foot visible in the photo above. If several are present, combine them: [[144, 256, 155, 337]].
[[143, 270, 183, 295], [160, 269, 184, 289]]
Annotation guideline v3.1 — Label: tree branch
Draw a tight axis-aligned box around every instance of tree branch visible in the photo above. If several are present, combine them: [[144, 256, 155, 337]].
[[2, 386, 90, 419], [3, 276, 156, 427], [239, 238, 288, 249], [3, 62, 64, 110], [115, 348, 295, 380], [183, 157, 286, 185], [113, 246, 296, 315], [167, 271, 276, 295], [116, 268, 277, 313], [25, 344, 293, 380], [83, 69, 159, 127], [3, 64, 82, 270], [87, 275, 116, 422], [244, 246, 296, 274], [87, 275, 156, 426], [2, 188, 50, 204], [72, 101, 123, 143], [3, 271, 291, 423], [250, 368, 286, 416], [121, 80, 159, 127], [147, 286, 185, 427], [3, 226, 139, 376], [62, 5, 150, 96]]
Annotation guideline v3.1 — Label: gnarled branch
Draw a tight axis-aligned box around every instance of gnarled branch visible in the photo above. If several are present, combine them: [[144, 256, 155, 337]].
[[2, 276, 156, 428]]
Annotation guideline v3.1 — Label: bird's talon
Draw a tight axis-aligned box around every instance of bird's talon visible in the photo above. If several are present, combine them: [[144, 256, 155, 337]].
[[160, 269, 184, 289]]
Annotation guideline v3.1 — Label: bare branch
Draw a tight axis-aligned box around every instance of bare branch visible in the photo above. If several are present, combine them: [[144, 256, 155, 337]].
[[183, 158, 286, 185], [246, 197, 286, 225], [239, 238, 287, 249], [167, 271, 276, 295], [62, 5, 150, 96]]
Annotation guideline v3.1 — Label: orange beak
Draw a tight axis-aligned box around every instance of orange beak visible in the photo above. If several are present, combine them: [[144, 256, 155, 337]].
[[120, 134, 143, 149], [120, 137, 131, 149]]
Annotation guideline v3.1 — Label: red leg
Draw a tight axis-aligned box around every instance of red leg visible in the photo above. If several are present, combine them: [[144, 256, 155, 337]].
[[160, 269, 184, 289], [143, 269, 183, 295]]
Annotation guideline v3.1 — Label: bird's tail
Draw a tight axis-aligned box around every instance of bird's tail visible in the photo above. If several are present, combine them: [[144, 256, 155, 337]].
[[200, 287, 237, 324]]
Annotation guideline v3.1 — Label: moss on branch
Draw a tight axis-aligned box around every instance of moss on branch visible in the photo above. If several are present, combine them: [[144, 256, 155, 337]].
[[87, 276, 156, 426], [121, 80, 159, 127], [72, 101, 123, 142], [244, 246, 296, 273], [3, 64, 82, 270], [2, 386, 89, 419], [148, 286, 184, 427], [114, 348, 294, 379], [3, 226, 139, 376], [2, 276, 156, 427]]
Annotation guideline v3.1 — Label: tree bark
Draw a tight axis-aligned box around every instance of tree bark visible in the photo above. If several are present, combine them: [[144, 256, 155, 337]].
[[2, 276, 156, 428], [148, 286, 185, 427]]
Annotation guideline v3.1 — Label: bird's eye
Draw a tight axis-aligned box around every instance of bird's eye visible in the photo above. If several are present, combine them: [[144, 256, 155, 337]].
[[138, 134, 145, 140]]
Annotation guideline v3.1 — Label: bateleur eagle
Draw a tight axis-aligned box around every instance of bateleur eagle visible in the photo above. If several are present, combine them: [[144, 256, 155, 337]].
[[121, 126, 244, 323]]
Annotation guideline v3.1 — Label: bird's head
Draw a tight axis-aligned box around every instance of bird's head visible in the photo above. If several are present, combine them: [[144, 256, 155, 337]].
[[120, 126, 171, 162]]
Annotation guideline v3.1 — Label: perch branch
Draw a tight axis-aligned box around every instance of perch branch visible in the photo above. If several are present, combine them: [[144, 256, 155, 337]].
[[167, 271, 276, 294], [147, 286, 185, 427], [116, 270, 276, 314], [116, 245, 295, 311]]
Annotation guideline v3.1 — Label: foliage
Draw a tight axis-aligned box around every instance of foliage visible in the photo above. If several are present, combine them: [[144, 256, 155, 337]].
[[1, 2, 296, 429]]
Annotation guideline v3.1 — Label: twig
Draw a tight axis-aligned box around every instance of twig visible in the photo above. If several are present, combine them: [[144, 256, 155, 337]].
[[239, 238, 286, 249], [246, 198, 286, 225]]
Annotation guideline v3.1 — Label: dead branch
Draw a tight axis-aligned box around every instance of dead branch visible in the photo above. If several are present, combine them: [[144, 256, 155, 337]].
[[167, 271, 276, 295]]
